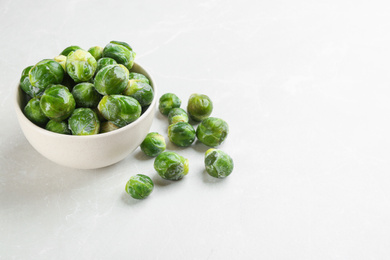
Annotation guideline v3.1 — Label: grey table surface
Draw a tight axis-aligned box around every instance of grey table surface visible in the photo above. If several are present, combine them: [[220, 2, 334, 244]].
[[1, 0, 390, 259]]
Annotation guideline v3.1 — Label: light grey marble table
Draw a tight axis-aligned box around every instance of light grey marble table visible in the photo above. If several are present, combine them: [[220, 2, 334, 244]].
[[1, 0, 390, 259]]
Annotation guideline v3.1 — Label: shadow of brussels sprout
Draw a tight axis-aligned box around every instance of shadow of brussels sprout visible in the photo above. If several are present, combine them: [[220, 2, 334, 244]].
[[120, 191, 146, 206], [201, 169, 226, 184], [151, 173, 184, 187], [132, 149, 155, 161], [192, 140, 210, 154]]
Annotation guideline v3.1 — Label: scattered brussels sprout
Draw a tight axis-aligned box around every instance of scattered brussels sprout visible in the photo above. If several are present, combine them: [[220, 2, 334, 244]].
[[204, 149, 234, 178], [88, 46, 103, 61], [29, 59, 64, 96], [159, 93, 181, 115], [98, 95, 141, 127], [96, 57, 117, 73], [39, 85, 76, 121], [140, 132, 166, 157], [154, 151, 189, 181], [66, 49, 97, 83], [100, 121, 119, 133], [102, 41, 136, 70], [19, 65, 38, 98], [168, 122, 196, 147], [125, 174, 154, 199], [72, 82, 102, 108], [94, 64, 129, 95], [168, 108, 189, 124], [23, 98, 49, 127], [54, 55, 67, 71], [45, 120, 71, 134], [129, 72, 149, 84], [68, 108, 100, 135], [60, 45, 82, 56], [123, 80, 154, 107], [187, 93, 213, 122], [196, 117, 229, 147]]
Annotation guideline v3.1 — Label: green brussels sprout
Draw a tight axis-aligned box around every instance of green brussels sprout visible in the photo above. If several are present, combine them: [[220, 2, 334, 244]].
[[45, 120, 71, 135], [68, 108, 100, 135], [123, 80, 154, 107], [168, 122, 196, 147], [20, 65, 39, 98], [39, 85, 76, 121], [88, 46, 103, 61], [129, 72, 149, 84], [168, 108, 189, 124], [93, 107, 106, 122], [96, 57, 117, 73], [102, 41, 136, 70], [99, 121, 119, 133], [23, 98, 49, 127], [159, 93, 181, 116], [196, 117, 229, 147], [187, 93, 213, 122], [66, 49, 97, 83], [94, 64, 129, 95], [125, 174, 154, 199], [204, 149, 234, 178], [71, 82, 102, 108], [140, 132, 166, 157], [98, 95, 141, 127], [154, 151, 189, 181], [54, 55, 67, 71], [60, 45, 82, 56], [29, 59, 64, 96]]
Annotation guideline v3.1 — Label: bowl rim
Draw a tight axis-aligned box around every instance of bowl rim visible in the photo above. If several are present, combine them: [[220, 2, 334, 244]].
[[15, 62, 157, 139]]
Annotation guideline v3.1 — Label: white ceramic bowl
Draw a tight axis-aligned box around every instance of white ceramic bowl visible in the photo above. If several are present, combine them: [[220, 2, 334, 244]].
[[15, 63, 156, 169]]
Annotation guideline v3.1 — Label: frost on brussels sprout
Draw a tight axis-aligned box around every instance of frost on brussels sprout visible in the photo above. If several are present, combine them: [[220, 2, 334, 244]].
[[94, 64, 129, 95], [29, 59, 64, 96], [39, 85, 76, 121], [168, 122, 196, 147], [98, 95, 141, 127], [125, 174, 154, 199], [168, 108, 189, 125], [123, 80, 154, 107], [196, 117, 229, 147], [99, 121, 119, 133], [54, 55, 67, 71], [204, 149, 234, 178], [68, 108, 100, 135], [159, 93, 181, 116], [154, 151, 189, 181], [96, 57, 117, 74], [45, 120, 71, 135], [129, 72, 149, 84], [66, 49, 97, 83], [72, 82, 102, 108], [140, 132, 166, 157], [187, 93, 213, 122], [23, 98, 49, 127], [102, 41, 136, 70], [60, 45, 82, 56], [88, 46, 103, 61]]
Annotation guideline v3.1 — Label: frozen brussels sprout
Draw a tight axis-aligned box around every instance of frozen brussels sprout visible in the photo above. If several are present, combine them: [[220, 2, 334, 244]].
[[66, 49, 97, 83], [123, 80, 154, 107], [54, 55, 67, 71], [72, 82, 102, 108], [68, 108, 100, 135], [102, 41, 136, 70], [168, 122, 196, 147], [204, 149, 234, 178], [29, 59, 64, 96], [99, 121, 119, 133], [140, 132, 166, 157], [45, 120, 71, 134], [98, 95, 141, 127], [60, 45, 82, 56], [20, 65, 38, 98], [168, 108, 189, 124], [88, 46, 103, 61], [187, 93, 213, 122], [39, 85, 75, 121], [154, 151, 189, 181], [96, 57, 117, 73], [125, 174, 154, 199], [94, 64, 129, 95], [196, 117, 229, 147], [24, 98, 49, 127], [129, 72, 149, 84], [159, 93, 181, 115]]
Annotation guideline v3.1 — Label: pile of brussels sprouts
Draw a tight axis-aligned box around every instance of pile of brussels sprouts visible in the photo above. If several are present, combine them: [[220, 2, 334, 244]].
[[125, 93, 234, 200], [20, 41, 154, 135]]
